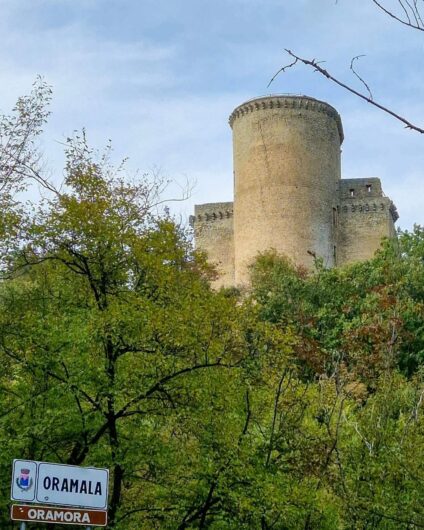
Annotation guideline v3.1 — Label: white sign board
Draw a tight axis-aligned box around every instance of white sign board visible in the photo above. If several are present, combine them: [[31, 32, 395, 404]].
[[10, 460, 37, 503], [11, 460, 109, 510]]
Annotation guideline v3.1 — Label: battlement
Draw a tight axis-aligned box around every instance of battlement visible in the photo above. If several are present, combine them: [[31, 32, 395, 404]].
[[339, 178, 399, 222], [229, 95, 344, 144], [339, 200, 398, 223], [340, 201, 386, 213], [192, 202, 234, 225]]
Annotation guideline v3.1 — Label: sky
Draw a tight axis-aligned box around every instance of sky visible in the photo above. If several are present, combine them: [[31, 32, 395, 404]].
[[0, 0, 422, 230]]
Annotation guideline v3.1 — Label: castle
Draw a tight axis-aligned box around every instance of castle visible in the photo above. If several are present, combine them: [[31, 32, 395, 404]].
[[191, 95, 398, 287]]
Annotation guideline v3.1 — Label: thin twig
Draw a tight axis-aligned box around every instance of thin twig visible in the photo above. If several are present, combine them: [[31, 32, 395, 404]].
[[267, 57, 299, 88], [372, 0, 424, 30], [269, 49, 424, 134], [350, 55, 373, 101]]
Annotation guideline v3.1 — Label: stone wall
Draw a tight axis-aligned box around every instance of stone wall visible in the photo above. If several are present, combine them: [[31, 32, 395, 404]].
[[230, 95, 343, 284], [192, 202, 234, 288], [337, 178, 398, 265]]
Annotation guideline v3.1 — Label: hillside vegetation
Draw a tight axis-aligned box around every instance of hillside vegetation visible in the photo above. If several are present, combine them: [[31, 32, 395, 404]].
[[1, 82, 424, 529]]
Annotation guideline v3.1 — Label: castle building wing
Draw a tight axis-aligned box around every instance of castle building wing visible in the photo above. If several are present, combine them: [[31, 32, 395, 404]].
[[192, 202, 234, 287], [192, 95, 398, 287], [337, 178, 398, 265]]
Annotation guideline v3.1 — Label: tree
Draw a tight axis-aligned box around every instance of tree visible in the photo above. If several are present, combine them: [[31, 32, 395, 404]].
[[250, 229, 424, 379], [0, 87, 313, 528], [248, 231, 424, 528], [2, 81, 424, 530], [0, 127, 247, 527]]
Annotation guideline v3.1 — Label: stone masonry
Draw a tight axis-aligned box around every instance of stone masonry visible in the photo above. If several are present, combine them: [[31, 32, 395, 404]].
[[191, 95, 398, 288]]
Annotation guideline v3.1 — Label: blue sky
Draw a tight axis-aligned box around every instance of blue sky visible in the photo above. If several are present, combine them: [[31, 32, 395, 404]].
[[0, 0, 423, 229]]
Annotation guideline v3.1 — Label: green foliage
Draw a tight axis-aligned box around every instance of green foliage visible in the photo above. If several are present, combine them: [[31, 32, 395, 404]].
[[1, 85, 424, 529], [247, 230, 424, 528], [250, 229, 424, 380]]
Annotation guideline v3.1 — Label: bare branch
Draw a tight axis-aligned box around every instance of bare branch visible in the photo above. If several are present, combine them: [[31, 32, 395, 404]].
[[269, 49, 424, 134], [404, 0, 421, 26], [267, 57, 299, 88], [414, 0, 424, 26], [372, 0, 424, 30], [350, 55, 373, 101], [399, 0, 413, 23]]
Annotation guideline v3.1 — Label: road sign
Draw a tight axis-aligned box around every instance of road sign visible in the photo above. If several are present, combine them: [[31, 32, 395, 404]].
[[10, 460, 37, 503], [11, 504, 107, 526], [11, 460, 109, 509]]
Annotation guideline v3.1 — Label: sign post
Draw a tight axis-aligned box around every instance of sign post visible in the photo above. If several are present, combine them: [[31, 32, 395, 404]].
[[11, 460, 108, 528]]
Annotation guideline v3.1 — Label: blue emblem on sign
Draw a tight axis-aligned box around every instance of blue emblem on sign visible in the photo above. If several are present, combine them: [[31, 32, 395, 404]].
[[16, 468, 33, 491]]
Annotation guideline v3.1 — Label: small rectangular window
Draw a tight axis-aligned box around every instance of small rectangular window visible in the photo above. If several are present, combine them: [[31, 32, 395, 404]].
[[349, 189, 355, 197], [366, 184, 372, 193], [332, 207, 337, 227]]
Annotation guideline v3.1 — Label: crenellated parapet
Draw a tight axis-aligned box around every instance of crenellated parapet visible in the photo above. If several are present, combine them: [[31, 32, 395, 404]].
[[339, 198, 399, 223], [229, 95, 344, 144], [192, 202, 234, 225], [341, 201, 388, 214]]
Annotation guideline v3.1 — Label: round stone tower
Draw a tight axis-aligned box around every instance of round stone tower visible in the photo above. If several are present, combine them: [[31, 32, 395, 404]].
[[229, 95, 344, 284]]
